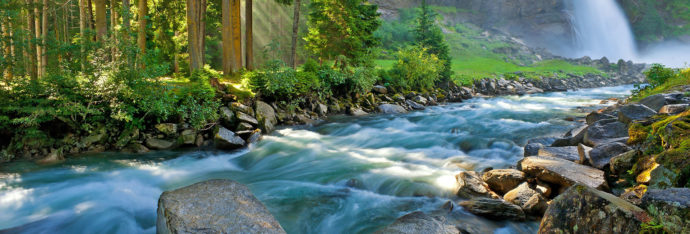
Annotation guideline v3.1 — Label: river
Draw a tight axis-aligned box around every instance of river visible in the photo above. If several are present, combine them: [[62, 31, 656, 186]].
[[0, 85, 635, 234]]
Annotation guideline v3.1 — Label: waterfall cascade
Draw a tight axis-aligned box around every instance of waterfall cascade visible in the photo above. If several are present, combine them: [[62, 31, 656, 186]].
[[568, 0, 638, 61]]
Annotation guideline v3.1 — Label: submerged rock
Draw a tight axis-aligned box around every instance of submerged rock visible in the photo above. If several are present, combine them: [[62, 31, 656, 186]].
[[519, 156, 608, 190], [156, 179, 285, 234], [539, 184, 651, 234], [459, 198, 525, 221], [481, 169, 526, 195]]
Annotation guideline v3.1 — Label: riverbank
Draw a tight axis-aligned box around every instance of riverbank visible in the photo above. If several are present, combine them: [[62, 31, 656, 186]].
[[0, 56, 648, 166]]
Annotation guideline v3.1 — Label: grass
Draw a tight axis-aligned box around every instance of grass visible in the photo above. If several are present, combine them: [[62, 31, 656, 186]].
[[630, 69, 690, 102], [376, 58, 605, 86]]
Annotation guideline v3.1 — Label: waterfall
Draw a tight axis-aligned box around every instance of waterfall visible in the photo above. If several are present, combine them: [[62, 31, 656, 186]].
[[568, 0, 638, 61]]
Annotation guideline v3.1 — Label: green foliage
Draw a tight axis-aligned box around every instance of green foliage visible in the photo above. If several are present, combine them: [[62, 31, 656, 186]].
[[645, 64, 677, 88], [305, 0, 382, 66], [389, 46, 443, 91], [415, 0, 452, 82]]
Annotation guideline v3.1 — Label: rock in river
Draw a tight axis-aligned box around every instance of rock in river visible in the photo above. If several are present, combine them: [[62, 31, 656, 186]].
[[374, 211, 459, 234], [537, 146, 580, 162], [519, 156, 608, 190], [455, 171, 495, 199], [618, 104, 657, 124], [378, 104, 408, 114], [157, 179, 286, 234], [214, 127, 246, 150], [539, 184, 651, 234], [481, 169, 526, 195]]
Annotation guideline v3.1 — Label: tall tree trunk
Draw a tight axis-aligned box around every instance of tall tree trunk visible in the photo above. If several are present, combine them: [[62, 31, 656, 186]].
[[110, 0, 118, 58], [221, 0, 234, 75], [122, 0, 130, 33], [87, 0, 94, 30], [40, 0, 47, 76], [186, 0, 206, 72], [54, 7, 61, 64], [34, 0, 42, 78], [2, 21, 11, 79], [231, 0, 241, 69], [79, 0, 87, 69], [291, 0, 301, 69], [94, 0, 106, 41], [137, 0, 146, 56], [25, 1, 37, 79], [245, 0, 253, 70]]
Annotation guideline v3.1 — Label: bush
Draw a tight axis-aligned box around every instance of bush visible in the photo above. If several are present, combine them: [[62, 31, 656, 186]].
[[389, 46, 443, 91], [644, 64, 676, 88]]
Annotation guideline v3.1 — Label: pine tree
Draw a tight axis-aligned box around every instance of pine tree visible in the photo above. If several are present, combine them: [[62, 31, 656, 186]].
[[414, 0, 452, 83]]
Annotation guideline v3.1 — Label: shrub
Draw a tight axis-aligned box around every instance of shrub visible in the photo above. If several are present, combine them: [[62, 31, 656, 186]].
[[644, 64, 676, 88], [389, 46, 443, 91]]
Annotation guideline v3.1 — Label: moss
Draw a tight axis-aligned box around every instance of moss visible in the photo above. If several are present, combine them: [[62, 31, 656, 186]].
[[628, 123, 651, 145]]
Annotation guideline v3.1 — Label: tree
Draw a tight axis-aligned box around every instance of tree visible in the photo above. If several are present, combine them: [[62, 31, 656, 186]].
[[231, 0, 241, 69], [305, 0, 381, 67], [25, 0, 36, 79], [414, 0, 452, 83], [221, 0, 236, 75], [290, 0, 300, 68], [95, 0, 106, 41], [137, 0, 147, 55], [186, 0, 206, 72], [245, 0, 253, 70]]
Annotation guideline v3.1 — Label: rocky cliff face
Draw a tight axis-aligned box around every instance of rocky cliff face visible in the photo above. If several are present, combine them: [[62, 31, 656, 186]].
[[372, 0, 575, 55]]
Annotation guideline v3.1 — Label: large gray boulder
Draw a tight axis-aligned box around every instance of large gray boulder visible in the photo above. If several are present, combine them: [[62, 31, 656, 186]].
[[587, 142, 633, 169], [146, 138, 176, 150], [214, 127, 246, 150], [586, 111, 616, 125], [455, 171, 495, 199], [524, 143, 544, 157], [405, 100, 425, 110], [519, 156, 608, 190], [481, 169, 526, 195], [539, 184, 651, 234], [618, 104, 657, 124], [374, 212, 458, 234], [156, 179, 285, 234], [378, 104, 408, 114], [641, 188, 690, 233], [537, 146, 580, 162], [609, 150, 638, 174], [255, 101, 278, 133], [583, 119, 629, 147], [639, 93, 685, 112], [659, 104, 689, 115], [219, 106, 236, 128], [459, 198, 525, 221]]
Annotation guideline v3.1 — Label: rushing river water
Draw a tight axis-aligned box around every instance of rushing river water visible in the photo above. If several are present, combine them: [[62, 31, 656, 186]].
[[0, 85, 635, 234]]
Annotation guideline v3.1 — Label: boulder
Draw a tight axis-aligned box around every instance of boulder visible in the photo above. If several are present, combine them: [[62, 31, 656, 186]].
[[230, 102, 255, 116], [219, 106, 236, 129], [146, 138, 175, 150], [587, 142, 633, 170], [503, 182, 547, 215], [378, 104, 408, 114], [538, 184, 651, 234], [413, 96, 429, 105], [179, 129, 196, 145], [236, 122, 254, 132], [81, 126, 107, 148], [237, 112, 259, 126], [609, 150, 637, 174], [214, 127, 246, 150], [524, 143, 544, 157], [459, 198, 525, 221], [122, 143, 150, 154], [586, 111, 616, 125], [639, 93, 684, 112], [537, 146, 580, 162], [577, 143, 592, 165], [519, 156, 608, 190], [155, 123, 178, 136], [372, 85, 388, 94], [618, 104, 657, 124], [481, 169, 526, 195], [455, 171, 495, 199], [583, 120, 629, 147], [641, 188, 690, 233], [255, 101, 278, 133], [316, 103, 329, 116], [374, 212, 458, 234], [405, 100, 425, 110], [659, 104, 689, 115], [348, 107, 368, 116], [156, 179, 285, 234], [36, 149, 65, 164], [247, 130, 262, 145], [115, 127, 140, 149]]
